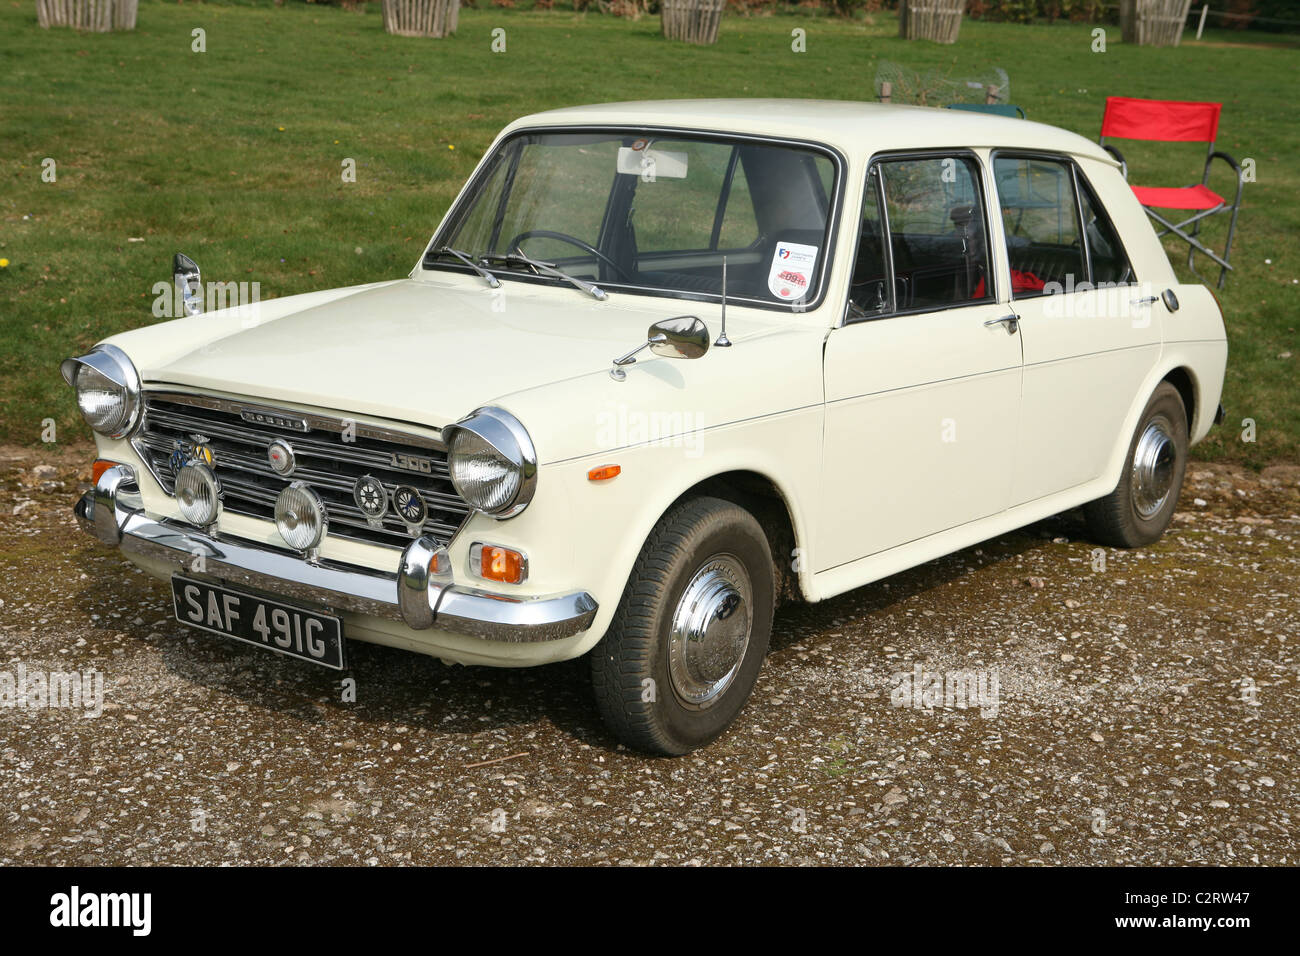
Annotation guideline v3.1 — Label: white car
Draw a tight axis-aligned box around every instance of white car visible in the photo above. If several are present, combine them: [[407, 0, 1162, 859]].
[[64, 100, 1227, 754]]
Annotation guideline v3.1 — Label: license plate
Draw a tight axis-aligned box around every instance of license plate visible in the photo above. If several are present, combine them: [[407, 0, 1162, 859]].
[[171, 576, 345, 670]]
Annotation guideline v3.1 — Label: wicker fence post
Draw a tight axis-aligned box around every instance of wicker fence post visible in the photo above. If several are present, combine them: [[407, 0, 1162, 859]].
[[36, 0, 138, 30], [1121, 0, 1192, 47], [661, 0, 725, 46], [899, 0, 967, 45], [382, 0, 460, 38]]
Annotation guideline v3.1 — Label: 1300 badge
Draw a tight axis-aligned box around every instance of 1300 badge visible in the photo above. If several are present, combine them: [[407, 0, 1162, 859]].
[[389, 452, 434, 474]]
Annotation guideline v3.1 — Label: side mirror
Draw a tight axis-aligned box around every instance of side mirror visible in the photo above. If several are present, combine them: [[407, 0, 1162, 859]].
[[173, 253, 203, 316], [611, 316, 710, 379], [647, 316, 710, 360]]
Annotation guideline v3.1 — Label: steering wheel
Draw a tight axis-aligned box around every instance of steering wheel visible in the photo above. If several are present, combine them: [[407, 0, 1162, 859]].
[[508, 230, 633, 283]]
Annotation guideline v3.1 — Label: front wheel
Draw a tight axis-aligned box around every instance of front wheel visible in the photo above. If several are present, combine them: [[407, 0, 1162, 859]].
[[1084, 381, 1189, 548], [590, 497, 775, 756]]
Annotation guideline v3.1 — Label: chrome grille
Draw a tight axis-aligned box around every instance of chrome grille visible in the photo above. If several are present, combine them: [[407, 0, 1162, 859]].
[[134, 392, 471, 550]]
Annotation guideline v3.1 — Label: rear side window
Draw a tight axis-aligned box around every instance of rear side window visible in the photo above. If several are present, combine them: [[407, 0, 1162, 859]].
[[854, 154, 994, 314], [992, 155, 1085, 297]]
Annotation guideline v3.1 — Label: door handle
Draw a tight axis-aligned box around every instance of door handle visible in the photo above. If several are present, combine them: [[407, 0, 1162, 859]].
[[984, 314, 1019, 334]]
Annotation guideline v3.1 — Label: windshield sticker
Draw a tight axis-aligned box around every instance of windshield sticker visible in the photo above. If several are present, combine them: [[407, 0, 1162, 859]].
[[767, 241, 818, 300]]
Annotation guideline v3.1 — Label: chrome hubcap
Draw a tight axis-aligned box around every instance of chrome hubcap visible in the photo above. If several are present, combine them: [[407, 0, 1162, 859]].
[[668, 553, 752, 710], [1132, 415, 1177, 519]]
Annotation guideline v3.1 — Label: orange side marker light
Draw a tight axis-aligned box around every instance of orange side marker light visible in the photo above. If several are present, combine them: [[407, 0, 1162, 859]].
[[92, 459, 121, 484]]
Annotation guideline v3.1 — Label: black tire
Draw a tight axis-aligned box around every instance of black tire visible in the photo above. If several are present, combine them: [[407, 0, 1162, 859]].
[[590, 496, 775, 756], [1084, 382, 1189, 548]]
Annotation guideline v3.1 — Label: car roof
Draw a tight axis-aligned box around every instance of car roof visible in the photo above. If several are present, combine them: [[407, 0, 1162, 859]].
[[505, 98, 1114, 165]]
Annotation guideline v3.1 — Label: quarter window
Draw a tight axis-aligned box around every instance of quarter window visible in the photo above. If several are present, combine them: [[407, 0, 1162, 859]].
[[1077, 176, 1135, 285], [848, 172, 891, 317]]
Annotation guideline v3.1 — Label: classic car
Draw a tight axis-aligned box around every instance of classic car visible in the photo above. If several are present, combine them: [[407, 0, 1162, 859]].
[[63, 100, 1227, 755]]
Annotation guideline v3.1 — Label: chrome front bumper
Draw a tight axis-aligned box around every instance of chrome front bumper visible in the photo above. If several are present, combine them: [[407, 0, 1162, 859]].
[[75, 466, 598, 643]]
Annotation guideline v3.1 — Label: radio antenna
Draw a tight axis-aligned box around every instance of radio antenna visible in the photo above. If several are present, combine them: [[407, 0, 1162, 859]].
[[715, 255, 732, 348]]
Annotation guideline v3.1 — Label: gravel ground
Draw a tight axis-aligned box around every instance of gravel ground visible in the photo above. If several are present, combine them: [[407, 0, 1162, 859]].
[[1, 443, 1296, 866]]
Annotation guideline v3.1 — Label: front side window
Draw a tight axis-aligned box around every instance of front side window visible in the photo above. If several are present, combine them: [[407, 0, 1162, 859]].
[[429, 130, 838, 309], [848, 154, 994, 317]]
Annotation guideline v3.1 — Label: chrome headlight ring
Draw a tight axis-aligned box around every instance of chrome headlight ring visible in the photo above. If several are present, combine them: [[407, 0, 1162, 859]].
[[59, 343, 143, 440], [443, 407, 538, 520]]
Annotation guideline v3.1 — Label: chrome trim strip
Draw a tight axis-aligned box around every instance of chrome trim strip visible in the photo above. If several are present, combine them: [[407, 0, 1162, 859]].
[[74, 476, 597, 644], [145, 390, 446, 450], [138, 405, 450, 473]]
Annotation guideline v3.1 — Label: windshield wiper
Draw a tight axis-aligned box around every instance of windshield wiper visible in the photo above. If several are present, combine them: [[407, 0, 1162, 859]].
[[427, 246, 500, 288], [483, 249, 608, 301]]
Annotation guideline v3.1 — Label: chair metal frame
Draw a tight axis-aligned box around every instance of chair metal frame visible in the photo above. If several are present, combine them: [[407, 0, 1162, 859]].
[[1099, 96, 1243, 289]]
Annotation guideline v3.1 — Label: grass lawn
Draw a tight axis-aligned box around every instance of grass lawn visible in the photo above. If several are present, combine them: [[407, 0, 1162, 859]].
[[1, 3, 1296, 464]]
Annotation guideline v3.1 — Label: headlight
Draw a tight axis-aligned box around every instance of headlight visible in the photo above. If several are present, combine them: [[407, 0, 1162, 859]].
[[59, 344, 142, 439], [445, 407, 537, 519]]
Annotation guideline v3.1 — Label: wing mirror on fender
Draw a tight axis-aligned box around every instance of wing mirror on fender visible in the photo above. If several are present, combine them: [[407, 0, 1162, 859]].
[[609, 316, 710, 381], [173, 253, 203, 316]]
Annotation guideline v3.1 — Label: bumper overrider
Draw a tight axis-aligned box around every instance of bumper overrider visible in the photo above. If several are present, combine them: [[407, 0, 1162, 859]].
[[75, 465, 598, 643]]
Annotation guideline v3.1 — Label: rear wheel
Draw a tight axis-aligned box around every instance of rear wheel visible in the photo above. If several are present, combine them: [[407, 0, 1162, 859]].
[[590, 496, 775, 756], [1085, 382, 1189, 548]]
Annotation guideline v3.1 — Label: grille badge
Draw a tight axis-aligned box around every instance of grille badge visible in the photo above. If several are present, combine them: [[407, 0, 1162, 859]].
[[240, 409, 310, 432], [392, 485, 427, 527], [267, 439, 296, 477], [389, 452, 435, 475], [353, 475, 388, 529], [170, 436, 214, 471]]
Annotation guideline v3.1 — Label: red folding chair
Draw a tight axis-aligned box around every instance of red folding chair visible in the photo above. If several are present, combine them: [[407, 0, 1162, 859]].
[[1099, 96, 1243, 288]]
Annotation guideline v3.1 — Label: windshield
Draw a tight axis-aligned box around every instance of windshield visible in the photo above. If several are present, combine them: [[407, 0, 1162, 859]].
[[427, 130, 839, 309]]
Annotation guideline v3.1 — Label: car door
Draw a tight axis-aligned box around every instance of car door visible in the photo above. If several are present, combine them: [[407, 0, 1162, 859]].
[[817, 152, 1023, 573], [989, 153, 1161, 505]]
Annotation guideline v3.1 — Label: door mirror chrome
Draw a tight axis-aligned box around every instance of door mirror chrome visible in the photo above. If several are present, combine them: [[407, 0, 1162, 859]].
[[647, 316, 710, 360], [610, 316, 710, 380], [173, 253, 203, 316]]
